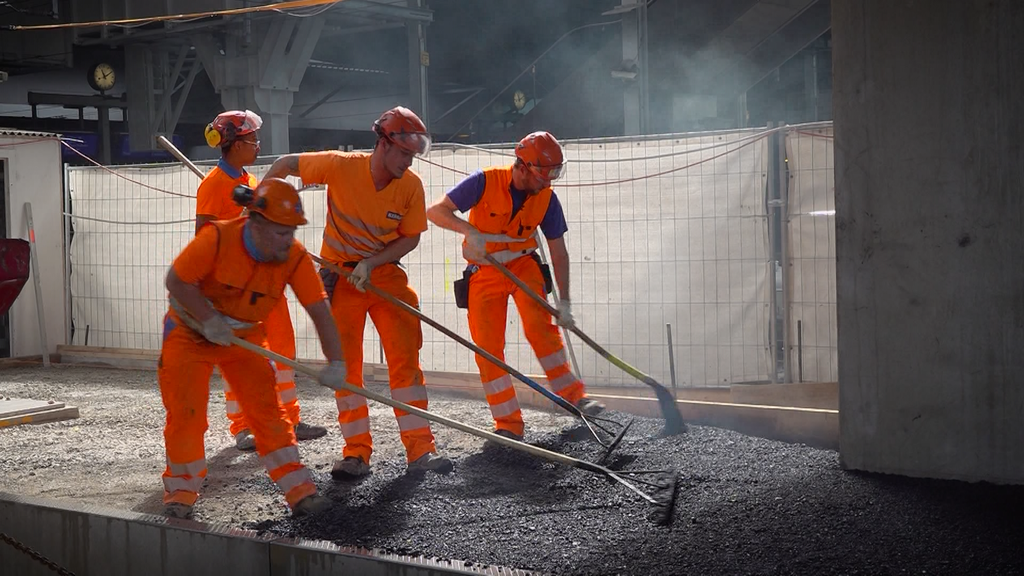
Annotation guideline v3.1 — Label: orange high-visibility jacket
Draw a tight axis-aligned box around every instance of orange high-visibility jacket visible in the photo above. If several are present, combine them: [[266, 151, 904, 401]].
[[297, 151, 428, 264], [464, 166, 553, 263], [170, 217, 325, 326], [195, 164, 257, 221]]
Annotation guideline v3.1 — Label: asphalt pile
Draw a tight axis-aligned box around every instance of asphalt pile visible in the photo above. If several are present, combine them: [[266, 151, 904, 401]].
[[245, 413, 1024, 576]]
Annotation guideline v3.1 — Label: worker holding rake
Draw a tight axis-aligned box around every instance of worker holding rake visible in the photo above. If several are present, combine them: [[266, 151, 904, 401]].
[[196, 109, 328, 452], [263, 106, 453, 479], [160, 177, 343, 519], [426, 130, 604, 442]]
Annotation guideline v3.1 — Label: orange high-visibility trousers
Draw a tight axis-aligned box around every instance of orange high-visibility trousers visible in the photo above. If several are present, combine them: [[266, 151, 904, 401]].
[[223, 296, 300, 435], [158, 312, 316, 509], [330, 263, 436, 464], [467, 255, 585, 436]]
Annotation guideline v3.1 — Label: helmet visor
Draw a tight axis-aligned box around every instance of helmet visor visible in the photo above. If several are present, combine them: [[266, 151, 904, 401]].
[[529, 161, 565, 182], [239, 110, 264, 134], [390, 132, 431, 155]]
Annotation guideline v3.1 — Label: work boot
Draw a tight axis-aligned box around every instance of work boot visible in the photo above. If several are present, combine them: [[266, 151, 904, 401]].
[[492, 428, 524, 442], [407, 452, 454, 474], [164, 502, 193, 519], [234, 430, 256, 451], [292, 494, 332, 517], [294, 421, 328, 441], [575, 397, 606, 416], [331, 456, 370, 480]]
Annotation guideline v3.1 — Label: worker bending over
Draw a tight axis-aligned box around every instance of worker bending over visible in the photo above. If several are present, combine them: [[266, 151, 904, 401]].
[[197, 110, 327, 451], [426, 131, 604, 442], [160, 177, 344, 519], [264, 106, 453, 478]]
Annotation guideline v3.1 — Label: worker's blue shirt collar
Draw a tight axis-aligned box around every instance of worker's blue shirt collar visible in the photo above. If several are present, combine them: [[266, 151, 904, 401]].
[[242, 221, 270, 263], [218, 158, 243, 180]]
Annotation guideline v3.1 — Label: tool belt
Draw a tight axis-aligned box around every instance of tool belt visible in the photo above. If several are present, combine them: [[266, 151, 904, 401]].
[[530, 253, 554, 296], [453, 265, 477, 309], [318, 260, 403, 300], [453, 254, 551, 310]]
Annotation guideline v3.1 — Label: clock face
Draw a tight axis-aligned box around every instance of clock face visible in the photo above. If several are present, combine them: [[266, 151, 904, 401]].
[[90, 63, 115, 91], [513, 90, 526, 110]]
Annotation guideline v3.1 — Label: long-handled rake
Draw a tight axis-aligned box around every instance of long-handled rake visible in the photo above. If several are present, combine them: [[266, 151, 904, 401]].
[[310, 254, 632, 463], [155, 136, 677, 523], [227, 334, 679, 525], [484, 254, 688, 437]]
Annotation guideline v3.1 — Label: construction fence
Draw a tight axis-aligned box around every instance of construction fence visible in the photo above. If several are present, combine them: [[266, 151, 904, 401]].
[[63, 122, 836, 388]]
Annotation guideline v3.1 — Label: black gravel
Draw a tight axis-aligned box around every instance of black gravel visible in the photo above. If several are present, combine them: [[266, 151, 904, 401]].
[[242, 414, 1024, 576]]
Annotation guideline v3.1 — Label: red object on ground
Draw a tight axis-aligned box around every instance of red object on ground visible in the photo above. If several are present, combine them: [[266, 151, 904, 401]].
[[0, 239, 31, 316]]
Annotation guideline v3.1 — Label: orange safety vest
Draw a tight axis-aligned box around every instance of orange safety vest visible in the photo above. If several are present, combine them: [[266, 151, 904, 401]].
[[199, 217, 306, 324], [465, 166, 552, 264]]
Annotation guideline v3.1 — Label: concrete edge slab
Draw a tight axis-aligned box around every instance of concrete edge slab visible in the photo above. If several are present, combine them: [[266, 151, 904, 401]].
[[0, 492, 538, 576]]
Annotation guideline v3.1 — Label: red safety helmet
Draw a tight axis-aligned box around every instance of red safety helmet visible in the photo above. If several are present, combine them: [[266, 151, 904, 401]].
[[205, 110, 263, 148], [245, 178, 307, 227], [372, 106, 431, 155], [515, 131, 565, 181]]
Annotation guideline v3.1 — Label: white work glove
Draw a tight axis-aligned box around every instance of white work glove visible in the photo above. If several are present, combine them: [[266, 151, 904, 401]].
[[347, 260, 373, 292], [463, 230, 488, 263], [318, 361, 348, 391], [556, 299, 575, 329], [200, 314, 235, 346]]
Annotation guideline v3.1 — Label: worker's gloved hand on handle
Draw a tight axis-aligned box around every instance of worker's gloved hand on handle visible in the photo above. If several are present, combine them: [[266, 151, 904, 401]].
[[319, 361, 348, 390], [200, 314, 235, 346], [556, 299, 575, 329], [347, 260, 373, 292], [463, 230, 488, 264]]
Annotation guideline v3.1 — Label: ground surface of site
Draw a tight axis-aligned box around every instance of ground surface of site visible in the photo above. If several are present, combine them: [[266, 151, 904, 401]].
[[1, 365, 1021, 575]]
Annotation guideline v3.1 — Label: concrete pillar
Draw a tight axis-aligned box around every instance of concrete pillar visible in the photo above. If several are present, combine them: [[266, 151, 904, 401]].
[[221, 86, 295, 155], [194, 16, 323, 155], [407, 0, 429, 127], [833, 0, 1024, 484], [620, 0, 649, 135]]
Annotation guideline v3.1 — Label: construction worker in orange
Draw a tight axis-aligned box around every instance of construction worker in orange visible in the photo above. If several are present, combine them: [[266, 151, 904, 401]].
[[160, 177, 344, 519], [263, 106, 453, 479], [196, 110, 327, 452], [426, 131, 604, 442]]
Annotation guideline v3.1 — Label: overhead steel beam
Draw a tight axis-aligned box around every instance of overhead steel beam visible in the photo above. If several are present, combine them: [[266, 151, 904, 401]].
[[75, 17, 232, 46], [152, 43, 190, 130], [167, 59, 203, 137], [337, 0, 433, 23]]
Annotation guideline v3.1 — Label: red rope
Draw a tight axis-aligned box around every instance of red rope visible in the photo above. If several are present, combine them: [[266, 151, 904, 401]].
[[61, 140, 196, 198]]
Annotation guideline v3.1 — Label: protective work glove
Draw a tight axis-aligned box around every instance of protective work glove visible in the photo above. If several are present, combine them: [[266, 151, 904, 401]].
[[347, 260, 373, 292], [318, 361, 348, 391], [555, 299, 575, 330], [201, 314, 235, 346], [463, 230, 488, 263]]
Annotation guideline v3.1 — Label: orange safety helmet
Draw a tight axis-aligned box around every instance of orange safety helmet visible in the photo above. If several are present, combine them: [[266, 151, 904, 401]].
[[515, 131, 565, 181], [235, 178, 307, 227], [205, 110, 263, 148], [372, 106, 431, 155]]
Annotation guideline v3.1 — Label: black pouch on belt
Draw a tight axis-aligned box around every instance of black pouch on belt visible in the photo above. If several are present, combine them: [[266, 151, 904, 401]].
[[529, 253, 554, 295], [454, 265, 477, 309]]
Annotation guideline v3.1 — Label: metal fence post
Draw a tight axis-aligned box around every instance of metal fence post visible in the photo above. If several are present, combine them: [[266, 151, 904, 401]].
[[778, 123, 792, 383], [665, 323, 677, 390], [63, 164, 72, 346], [766, 122, 780, 383]]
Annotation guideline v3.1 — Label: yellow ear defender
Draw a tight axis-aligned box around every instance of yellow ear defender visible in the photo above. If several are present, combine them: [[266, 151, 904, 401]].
[[204, 124, 222, 148]]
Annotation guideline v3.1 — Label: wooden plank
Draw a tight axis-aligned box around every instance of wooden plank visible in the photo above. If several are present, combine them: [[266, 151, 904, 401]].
[[730, 381, 838, 410], [0, 398, 65, 418], [0, 406, 79, 428]]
